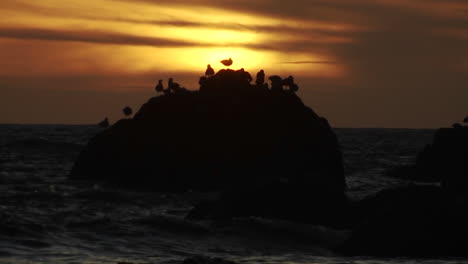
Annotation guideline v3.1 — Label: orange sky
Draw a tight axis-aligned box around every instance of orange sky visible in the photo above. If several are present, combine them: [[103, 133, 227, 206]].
[[1, 0, 467, 127]]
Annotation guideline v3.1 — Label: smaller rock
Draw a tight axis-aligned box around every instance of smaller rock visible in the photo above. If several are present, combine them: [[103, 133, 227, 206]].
[[416, 127, 468, 192], [97, 117, 109, 128], [340, 185, 468, 257]]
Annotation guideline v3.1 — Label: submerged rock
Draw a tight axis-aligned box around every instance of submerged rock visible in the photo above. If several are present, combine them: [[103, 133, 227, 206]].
[[70, 69, 345, 195]]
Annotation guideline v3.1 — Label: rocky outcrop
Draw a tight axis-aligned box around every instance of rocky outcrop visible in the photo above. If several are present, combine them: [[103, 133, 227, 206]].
[[340, 185, 468, 257], [187, 181, 350, 228], [70, 69, 345, 196], [416, 127, 468, 190], [341, 125, 468, 257], [386, 126, 468, 184]]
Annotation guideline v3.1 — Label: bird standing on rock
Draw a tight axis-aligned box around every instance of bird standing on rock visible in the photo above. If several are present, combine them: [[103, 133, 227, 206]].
[[123, 106, 133, 117], [256, 70, 265, 86], [205, 64, 215, 77], [155, 80, 164, 93], [220, 57, 233, 67]]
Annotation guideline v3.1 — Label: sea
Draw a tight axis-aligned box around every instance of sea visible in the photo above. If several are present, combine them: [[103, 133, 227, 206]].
[[0, 124, 462, 264]]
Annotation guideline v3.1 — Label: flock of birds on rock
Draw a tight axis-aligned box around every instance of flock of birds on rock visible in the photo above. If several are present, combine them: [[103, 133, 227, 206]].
[[154, 57, 300, 97], [116, 58, 301, 121], [106, 58, 468, 126]]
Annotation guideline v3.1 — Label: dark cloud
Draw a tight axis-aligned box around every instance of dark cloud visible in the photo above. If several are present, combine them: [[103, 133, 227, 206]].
[[0, 27, 209, 48], [2, 0, 468, 127], [281, 61, 337, 64], [0, 26, 351, 54]]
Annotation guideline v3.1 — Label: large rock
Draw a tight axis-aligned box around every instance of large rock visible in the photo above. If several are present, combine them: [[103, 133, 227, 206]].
[[187, 181, 350, 227], [340, 185, 468, 257], [386, 126, 468, 184], [70, 69, 345, 195], [342, 125, 468, 257], [416, 127, 468, 190]]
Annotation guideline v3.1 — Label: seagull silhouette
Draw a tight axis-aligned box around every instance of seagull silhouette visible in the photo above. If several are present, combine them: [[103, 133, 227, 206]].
[[155, 80, 164, 93], [123, 106, 133, 117], [205, 64, 215, 76], [220, 57, 233, 66]]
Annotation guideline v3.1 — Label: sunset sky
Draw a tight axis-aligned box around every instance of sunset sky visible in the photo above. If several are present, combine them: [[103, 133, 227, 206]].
[[1, 0, 467, 127]]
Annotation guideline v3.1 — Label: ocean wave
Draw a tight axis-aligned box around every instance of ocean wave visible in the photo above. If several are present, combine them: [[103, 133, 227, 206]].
[[2, 137, 84, 150], [223, 217, 351, 249], [133, 214, 210, 235]]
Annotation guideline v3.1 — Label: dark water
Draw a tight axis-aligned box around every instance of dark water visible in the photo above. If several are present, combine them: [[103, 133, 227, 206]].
[[0, 125, 456, 264]]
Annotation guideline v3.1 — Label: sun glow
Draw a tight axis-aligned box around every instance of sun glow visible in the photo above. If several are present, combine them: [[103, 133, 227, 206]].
[[0, 0, 349, 91]]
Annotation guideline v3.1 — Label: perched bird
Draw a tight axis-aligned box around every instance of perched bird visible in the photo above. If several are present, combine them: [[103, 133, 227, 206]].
[[283, 75, 299, 92], [155, 80, 164, 93], [123, 106, 133, 117], [168, 78, 174, 89], [256, 70, 265, 86], [220, 57, 233, 67], [205, 64, 215, 77], [269, 75, 283, 91]]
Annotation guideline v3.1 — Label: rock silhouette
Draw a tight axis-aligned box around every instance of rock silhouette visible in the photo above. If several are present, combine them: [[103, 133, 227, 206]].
[[340, 185, 468, 257], [69, 65, 468, 257], [341, 124, 468, 257], [70, 68, 345, 212], [416, 126, 468, 191], [97, 117, 109, 128], [387, 122, 468, 184]]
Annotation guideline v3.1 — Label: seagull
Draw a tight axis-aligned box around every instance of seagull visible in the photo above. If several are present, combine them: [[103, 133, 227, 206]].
[[123, 106, 133, 117], [220, 57, 233, 67], [205, 64, 215, 77], [155, 80, 164, 93]]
